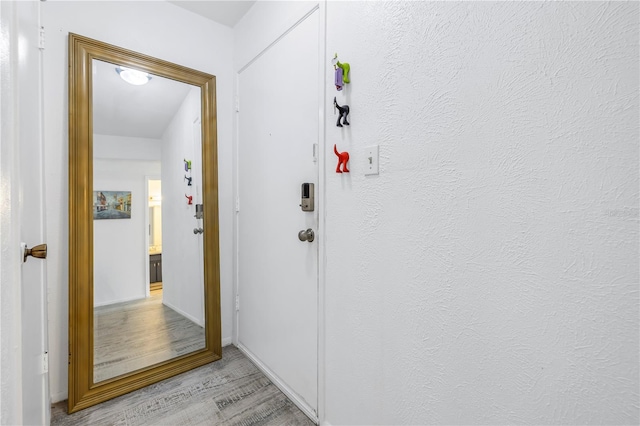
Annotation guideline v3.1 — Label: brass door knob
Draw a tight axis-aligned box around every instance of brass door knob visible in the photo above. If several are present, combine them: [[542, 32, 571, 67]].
[[24, 243, 47, 262]]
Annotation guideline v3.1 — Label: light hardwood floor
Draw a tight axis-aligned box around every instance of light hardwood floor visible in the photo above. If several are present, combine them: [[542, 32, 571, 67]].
[[52, 345, 314, 425], [93, 290, 205, 382]]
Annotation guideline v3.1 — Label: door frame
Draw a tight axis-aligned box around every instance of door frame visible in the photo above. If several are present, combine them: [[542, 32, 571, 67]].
[[316, 2, 327, 423], [231, 2, 327, 423], [144, 175, 161, 297]]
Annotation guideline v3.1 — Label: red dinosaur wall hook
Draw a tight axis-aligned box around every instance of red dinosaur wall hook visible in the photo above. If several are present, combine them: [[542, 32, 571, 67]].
[[334, 144, 350, 173]]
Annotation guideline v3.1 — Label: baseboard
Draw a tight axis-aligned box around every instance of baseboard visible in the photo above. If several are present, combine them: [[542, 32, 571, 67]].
[[222, 336, 233, 346], [94, 294, 145, 307], [320, 422, 332, 426], [236, 343, 318, 425], [162, 300, 204, 327]]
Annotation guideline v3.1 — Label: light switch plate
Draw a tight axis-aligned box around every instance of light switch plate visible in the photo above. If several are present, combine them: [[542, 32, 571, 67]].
[[365, 145, 379, 175]]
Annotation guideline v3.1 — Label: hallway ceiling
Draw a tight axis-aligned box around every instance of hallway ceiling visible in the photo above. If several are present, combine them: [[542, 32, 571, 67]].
[[167, 1, 256, 27]]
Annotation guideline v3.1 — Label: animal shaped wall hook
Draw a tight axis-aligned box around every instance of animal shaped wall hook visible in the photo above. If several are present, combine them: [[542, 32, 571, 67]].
[[185, 175, 192, 186], [184, 159, 192, 171], [185, 194, 193, 205], [334, 97, 350, 127], [332, 53, 350, 91], [334, 144, 350, 173]]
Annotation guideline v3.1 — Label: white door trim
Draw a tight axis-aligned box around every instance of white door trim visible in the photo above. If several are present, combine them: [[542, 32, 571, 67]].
[[315, 2, 327, 423]]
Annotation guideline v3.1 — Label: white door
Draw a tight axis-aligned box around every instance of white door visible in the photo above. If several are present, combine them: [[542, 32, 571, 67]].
[[237, 9, 319, 420], [0, 1, 50, 424]]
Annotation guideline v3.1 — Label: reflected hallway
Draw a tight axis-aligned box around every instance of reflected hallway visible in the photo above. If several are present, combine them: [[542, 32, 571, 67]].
[[94, 289, 205, 383]]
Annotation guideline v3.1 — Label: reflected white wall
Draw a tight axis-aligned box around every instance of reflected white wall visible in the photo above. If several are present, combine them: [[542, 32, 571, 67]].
[[161, 87, 205, 326], [93, 157, 160, 306]]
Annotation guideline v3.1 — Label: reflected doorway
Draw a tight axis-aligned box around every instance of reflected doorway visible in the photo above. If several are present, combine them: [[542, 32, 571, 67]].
[[149, 179, 163, 292]]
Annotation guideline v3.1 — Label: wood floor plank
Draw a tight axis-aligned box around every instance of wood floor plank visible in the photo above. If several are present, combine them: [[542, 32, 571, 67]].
[[52, 346, 314, 426]]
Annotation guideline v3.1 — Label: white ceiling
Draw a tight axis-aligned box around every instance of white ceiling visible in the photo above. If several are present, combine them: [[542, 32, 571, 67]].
[[167, 1, 255, 28]]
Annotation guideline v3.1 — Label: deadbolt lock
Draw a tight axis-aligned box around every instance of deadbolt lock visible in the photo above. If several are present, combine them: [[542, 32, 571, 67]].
[[300, 183, 314, 212]]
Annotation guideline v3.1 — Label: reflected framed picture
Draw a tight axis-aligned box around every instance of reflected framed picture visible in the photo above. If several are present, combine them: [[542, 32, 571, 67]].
[[93, 191, 132, 220]]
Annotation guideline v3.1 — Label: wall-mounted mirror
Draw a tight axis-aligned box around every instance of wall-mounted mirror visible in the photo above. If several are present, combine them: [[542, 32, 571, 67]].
[[68, 33, 221, 413]]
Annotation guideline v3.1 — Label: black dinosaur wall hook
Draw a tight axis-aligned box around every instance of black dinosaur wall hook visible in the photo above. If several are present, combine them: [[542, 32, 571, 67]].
[[333, 97, 350, 127]]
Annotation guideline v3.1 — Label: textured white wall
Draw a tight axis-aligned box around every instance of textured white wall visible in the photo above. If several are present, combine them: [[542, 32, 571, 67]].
[[42, 0, 234, 402], [324, 2, 638, 425]]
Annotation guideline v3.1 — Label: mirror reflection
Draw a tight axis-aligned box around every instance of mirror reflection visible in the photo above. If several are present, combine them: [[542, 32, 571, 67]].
[[91, 59, 206, 383]]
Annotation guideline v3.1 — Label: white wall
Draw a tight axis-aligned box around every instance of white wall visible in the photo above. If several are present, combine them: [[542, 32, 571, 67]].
[[93, 135, 161, 307], [322, 2, 638, 425], [93, 134, 162, 162], [93, 158, 160, 306], [161, 87, 205, 326], [42, 0, 234, 402]]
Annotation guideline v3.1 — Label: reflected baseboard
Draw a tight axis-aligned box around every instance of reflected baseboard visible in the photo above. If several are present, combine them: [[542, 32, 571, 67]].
[[94, 294, 146, 308], [52, 338, 234, 404], [162, 300, 204, 328]]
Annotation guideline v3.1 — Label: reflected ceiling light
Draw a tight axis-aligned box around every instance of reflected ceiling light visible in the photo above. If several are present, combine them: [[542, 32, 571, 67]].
[[116, 66, 151, 86]]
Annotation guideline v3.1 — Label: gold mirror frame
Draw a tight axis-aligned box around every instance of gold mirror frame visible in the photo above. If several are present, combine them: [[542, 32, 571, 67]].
[[68, 33, 221, 413]]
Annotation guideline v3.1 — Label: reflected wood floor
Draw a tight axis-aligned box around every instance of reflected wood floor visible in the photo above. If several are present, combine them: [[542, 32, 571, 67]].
[[94, 290, 205, 382], [52, 345, 314, 426]]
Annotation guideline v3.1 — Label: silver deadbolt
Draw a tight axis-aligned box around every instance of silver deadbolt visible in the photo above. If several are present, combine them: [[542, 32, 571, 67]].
[[298, 228, 314, 242]]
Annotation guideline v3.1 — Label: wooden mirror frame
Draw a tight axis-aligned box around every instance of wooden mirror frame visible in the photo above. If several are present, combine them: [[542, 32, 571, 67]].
[[68, 33, 221, 413]]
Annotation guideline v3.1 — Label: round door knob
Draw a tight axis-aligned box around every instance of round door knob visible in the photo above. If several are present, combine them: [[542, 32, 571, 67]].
[[298, 228, 314, 242]]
